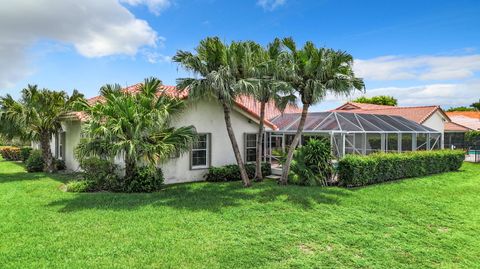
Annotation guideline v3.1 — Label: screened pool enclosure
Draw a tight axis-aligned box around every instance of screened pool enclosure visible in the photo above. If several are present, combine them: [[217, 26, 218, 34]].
[[263, 112, 442, 163]]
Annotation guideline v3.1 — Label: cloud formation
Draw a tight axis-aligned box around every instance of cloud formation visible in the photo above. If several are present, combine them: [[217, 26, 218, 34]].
[[326, 81, 480, 108], [354, 54, 480, 81], [0, 0, 161, 88], [257, 0, 286, 11]]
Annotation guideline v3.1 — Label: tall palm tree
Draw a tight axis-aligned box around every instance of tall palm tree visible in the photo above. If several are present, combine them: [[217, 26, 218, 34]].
[[0, 85, 83, 172], [279, 38, 365, 185], [75, 77, 197, 180], [173, 37, 254, 187], [241, 39, 295, 180]]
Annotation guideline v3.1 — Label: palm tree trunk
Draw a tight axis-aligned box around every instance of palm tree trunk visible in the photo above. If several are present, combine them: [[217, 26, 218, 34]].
[[280, 103, 310, 185], [222, 102, 251, 187], [124, 157, 136, 179], [254, 100, 266, 181], [39, 132, 56, 173]]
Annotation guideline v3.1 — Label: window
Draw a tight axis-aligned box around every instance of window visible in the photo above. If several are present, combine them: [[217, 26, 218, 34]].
[[190, 133, 210, 169], [245, 133, 257, 162]]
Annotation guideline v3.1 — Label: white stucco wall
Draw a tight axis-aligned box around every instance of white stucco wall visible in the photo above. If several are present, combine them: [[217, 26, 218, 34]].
[[57, 99, 268, 184], [61, 121, 82, 171], [422, 110, 447, 148], [161, 100, 264, 184]]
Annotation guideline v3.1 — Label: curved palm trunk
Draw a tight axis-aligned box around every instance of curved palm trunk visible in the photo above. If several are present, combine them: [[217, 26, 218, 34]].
[[39, 132, 56, 173], [222, 102, 251, 187], [254, 100, 266, 181], [280, 103, 310, 185]]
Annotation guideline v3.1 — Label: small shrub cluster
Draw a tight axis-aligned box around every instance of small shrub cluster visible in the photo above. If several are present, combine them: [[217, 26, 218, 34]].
[[71, 157, 164, 193], [123, 166, 164, 192], [288, 138, 334, 186], [338, 150, 465, 187], [0, 146, 21, 161], [25, 150, 44, 172], [205, 163, 271, 182], [20, 147, 32, 162], [78, 157, 121, 191]]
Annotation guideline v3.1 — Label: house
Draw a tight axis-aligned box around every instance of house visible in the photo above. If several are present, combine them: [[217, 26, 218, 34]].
[[52, 84, 302, 184], [444, 111, 480, 149]]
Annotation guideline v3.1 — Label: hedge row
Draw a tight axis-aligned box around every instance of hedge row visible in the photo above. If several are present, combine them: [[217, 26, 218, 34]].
[[0, 146, 33, 161], [205, 163, 271, 182], [338, 150, 465, 187]]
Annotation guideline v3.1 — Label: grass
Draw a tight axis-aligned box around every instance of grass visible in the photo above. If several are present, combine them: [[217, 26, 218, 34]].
[[1, 160, 479, 268]]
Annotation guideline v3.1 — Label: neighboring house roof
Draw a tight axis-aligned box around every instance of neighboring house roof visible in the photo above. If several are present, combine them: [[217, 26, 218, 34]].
[[444, 121, 472, 132], [333, 102, 448, 124], [334, 102, 397, 111], [447, 115, 480, 131], [67, 84, 302, 130], [446, 111, 480, 119]]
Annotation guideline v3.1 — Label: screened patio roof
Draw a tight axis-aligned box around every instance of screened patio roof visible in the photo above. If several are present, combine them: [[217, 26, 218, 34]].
[[270, 112, 439, 133]]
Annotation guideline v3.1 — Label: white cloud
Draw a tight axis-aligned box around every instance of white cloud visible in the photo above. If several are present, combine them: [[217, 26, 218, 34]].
[[142, 49, 171, 63], [354, 54, 480, 81], [120, 0, 172, 15], [0, 0, 162, 88], [257, 0, 286, 11], [326, 81, 480, 108]]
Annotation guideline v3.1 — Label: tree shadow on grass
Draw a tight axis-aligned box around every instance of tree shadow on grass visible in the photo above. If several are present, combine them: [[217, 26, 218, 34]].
[[47, 180, 352, 213], [0, 160, 77, 184]]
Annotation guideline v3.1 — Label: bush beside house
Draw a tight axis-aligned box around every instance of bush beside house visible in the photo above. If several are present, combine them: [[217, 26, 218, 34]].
[[338, 150, 465, 187], [205, 163, 271, 182]]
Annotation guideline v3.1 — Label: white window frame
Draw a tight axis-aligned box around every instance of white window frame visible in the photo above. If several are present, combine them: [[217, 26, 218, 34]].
[[190, 133, 210, 170], [244, 133, 257, 163]]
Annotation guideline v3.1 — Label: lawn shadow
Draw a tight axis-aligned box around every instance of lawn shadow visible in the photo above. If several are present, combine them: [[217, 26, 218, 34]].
[[47, 180, 352, 213], [0, 160, 77, 184]]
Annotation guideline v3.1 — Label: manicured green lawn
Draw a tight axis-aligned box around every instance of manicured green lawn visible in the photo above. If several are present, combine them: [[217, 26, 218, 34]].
[[1, 160, 479, 268]]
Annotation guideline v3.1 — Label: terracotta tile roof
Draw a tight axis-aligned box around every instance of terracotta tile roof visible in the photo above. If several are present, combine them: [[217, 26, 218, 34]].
[[444, 121, 471, 132], [335, 102, 396, 110], [447, 115, 480, 131], [333, 104, 444, 124], [75, 84, 301, 130], [446, 111, 480, 119]]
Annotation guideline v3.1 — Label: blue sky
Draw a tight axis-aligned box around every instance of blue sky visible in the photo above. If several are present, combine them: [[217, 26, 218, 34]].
[[1, 0, 479, 111]]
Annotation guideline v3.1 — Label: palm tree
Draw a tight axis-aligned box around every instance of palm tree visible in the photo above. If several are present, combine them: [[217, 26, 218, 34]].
[[75, 77, 197, 180], [241, 39, 295, 180], [0, 85, 83, 172], [279, 38, 365, 185], [173, 37, 255, 187]]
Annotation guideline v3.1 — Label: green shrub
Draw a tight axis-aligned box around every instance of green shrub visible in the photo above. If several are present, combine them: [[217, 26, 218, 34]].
[[288, 138, 334, 186], [338, 150, 465, 187], [55, 159, 66, 170], [20, 147, 32, 162], [65, 180, 96, 192], [205, 163, 272, 182], [25, 150, 45, 172], [0, 146, 21, 161], [123, 166, 164, 193], [79, 157, 121, 191]]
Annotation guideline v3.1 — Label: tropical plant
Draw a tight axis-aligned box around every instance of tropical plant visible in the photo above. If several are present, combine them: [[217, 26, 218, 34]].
[[279, 38, 364, 184], [288, 138, 334, 186], [173, 37, 256, 187], [75, 77, 196, 189], [465, 130, 480, 145], [239, 38, 296, 181], [352, 95, 397, 106], [0, 85, 83, 172], [471, 99, 480, 111]]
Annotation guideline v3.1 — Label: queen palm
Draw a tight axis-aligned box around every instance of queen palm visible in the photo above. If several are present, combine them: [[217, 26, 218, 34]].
[[173, 37, 254, 187], [242, 39, 295, 180], [0, 85, 83, 172], [279, 38, 365, 185], [75, 77, 197, 180]]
